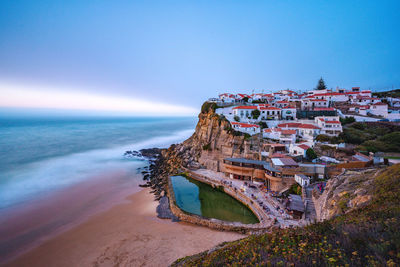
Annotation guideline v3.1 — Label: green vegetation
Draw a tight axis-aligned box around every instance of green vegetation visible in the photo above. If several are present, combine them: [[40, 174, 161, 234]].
[[306, 148, 318, 160], [202, 143, 211, 151], [288, 183, 302, 195], [252, 99, 267, 104], [172, 165, 400, 266], [373, 89, 400, 98], [258, 121, 268, 129], [251, 109, 260, 119], [340, 122, 400, 152], [340, 116, 356, 125], [234, 115, 240, 122], [201, 102, 220, 113], [315, 77, 327, 90], [242, 97, 249, 102]]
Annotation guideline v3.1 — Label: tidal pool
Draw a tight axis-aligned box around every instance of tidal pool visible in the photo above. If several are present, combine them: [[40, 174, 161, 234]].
[[170, 175, 259, 224]]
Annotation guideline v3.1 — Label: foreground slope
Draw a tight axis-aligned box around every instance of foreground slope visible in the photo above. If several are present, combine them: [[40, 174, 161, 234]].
[[172, 164, 400, 266]]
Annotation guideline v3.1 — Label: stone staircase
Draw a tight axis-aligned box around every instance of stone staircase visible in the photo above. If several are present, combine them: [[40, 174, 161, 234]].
[[303, 186, 317, 222]]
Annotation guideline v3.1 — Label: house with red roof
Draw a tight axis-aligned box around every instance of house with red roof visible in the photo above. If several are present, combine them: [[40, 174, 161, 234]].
[[231, 122, 260, 135], [259, 106, 282, 120], [351, 96, 381, 105], [263, 128, 296, 144], [232, 106, 258, 119], [275, 100, 291, 108], [281, 106, 297, 120], [301, 98, 328, 110], [368, 103, 388, 118], [289, 143, 311, 158], [218, 93, 236, 103], [315, 116, 343, 136], [313, 92, 348, 102], [278, 122, 321, 140]]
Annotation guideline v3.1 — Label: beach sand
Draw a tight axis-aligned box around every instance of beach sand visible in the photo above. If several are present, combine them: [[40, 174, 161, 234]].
[[6, 188, 245, 267]]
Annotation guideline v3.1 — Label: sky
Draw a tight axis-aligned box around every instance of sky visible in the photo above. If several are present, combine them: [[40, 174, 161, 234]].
[[0, 0, 399, 115]]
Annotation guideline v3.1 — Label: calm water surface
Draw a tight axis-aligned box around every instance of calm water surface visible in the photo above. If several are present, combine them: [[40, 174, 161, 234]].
[[171, 175, 259, 224]]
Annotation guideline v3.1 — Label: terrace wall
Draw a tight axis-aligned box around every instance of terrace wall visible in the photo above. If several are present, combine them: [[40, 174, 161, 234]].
[[166, 169, 273, 233]]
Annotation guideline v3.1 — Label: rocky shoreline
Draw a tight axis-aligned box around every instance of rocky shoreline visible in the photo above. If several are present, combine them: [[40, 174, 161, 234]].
[[126, 147, 182, 220]]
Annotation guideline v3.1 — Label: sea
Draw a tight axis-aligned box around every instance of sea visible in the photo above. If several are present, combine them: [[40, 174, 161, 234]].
[[0, 115, 197, 262]]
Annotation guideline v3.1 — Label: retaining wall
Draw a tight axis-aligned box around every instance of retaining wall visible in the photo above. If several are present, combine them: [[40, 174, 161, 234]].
[[167, 169, 273, 233]]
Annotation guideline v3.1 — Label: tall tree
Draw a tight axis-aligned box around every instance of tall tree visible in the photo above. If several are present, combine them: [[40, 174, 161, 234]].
[[316, 77, 327, 90]]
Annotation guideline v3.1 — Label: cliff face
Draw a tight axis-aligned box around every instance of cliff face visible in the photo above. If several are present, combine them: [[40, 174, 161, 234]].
[[313, 168, 379, 221], [162, 106, 262, 172]]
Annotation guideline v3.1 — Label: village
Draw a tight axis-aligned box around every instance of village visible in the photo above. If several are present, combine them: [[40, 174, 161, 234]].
[[194, 82, 400, 225]]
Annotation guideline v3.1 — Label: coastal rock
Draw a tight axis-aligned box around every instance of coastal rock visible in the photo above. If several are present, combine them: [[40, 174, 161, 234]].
[[156, 196, 180, 222], [313, 168, 379, 221], [124, 150, 144, 159]]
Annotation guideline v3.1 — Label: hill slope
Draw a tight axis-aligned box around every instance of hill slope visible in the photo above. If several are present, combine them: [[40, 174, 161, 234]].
[[172, 164, 400, 266]]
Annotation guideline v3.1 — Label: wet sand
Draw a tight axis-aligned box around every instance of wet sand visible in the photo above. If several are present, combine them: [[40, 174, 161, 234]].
[[5, 188, 245, 267]]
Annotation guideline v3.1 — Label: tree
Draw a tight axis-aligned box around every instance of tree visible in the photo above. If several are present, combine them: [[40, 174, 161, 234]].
[[242, 97, 249, 103], [258, 121, 268, 129], [251, 109, 260, 119], [315, 77, 327, 90], [234, 115, 240, 122], [306, 148, 318, 160]]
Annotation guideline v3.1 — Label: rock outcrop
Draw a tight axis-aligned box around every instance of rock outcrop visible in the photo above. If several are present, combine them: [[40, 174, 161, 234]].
[[312, 168, 381, 221], [169, 105, 262, 171], [146, 103, 263, 199]]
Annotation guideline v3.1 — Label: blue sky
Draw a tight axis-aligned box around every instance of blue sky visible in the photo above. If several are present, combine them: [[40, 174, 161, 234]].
[[0, 0, 399, 114]]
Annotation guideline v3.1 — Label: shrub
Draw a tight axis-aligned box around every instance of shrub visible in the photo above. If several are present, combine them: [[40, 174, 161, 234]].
[[352, 122, 365, 130], [340, 116, 356, 125], [234, 115, 240, 122], [306, 148, 318, 160], [251, 109, 261, 119], [258, 121, 268, 129], [316, 134, 331, 142], [202, 143, 212, 151], [201, 102, 219, 113], [289, 183, 302, 195]]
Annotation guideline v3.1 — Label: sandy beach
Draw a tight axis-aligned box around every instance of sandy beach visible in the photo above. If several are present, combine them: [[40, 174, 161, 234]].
[[5, 188, 245, 267]]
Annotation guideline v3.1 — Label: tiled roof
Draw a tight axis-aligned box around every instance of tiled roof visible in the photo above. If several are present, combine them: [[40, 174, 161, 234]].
[[278, 123, 320, 130], [231, 122, 260, 128], [298, 144, 310, 150], [232, 106, 258, 110], [259, 107, 281, 111]]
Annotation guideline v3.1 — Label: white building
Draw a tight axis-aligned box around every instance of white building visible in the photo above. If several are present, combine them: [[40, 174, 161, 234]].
[[369, 103, 388, 118], [219, 93, 236, 103], [351, 96, 381, 105], [315, 116, 343, 136], [231, 122, 260, 135], [301, 98, 328, 110], [281, 106, 297, 120], [289, 143, 311, 157], [313, 92, 348, 102], [259, 106, 282, 120], [278, 122, 321, 141], [275, 100, 291, 108], [295, 174, 310, 187], [263, 128, 296, 144], [232, 106, 258, 120]]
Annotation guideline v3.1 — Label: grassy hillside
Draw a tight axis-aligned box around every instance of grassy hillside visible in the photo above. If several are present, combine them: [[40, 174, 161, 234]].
[[373, 89, 400, 98], [172, 165, 400, 266], [338, 122, 400, 152]]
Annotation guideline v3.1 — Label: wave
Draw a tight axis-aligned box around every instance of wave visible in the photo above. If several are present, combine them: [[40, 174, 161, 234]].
[[0, 127, 194, 211]]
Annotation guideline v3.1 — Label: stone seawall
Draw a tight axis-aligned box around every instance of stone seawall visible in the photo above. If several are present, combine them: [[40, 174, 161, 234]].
[[167, 170, 273, 233]]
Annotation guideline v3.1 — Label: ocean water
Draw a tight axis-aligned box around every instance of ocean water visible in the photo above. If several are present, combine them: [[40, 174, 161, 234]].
[[0, 115, 196, 261], [0, 116, 196, 211]]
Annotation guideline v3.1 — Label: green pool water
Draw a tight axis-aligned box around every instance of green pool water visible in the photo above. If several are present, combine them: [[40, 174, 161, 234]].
[[170, 175, 259, 224]]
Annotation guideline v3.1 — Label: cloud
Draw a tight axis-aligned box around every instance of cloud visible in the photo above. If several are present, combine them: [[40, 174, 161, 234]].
[[0, 81, 197, 116]]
